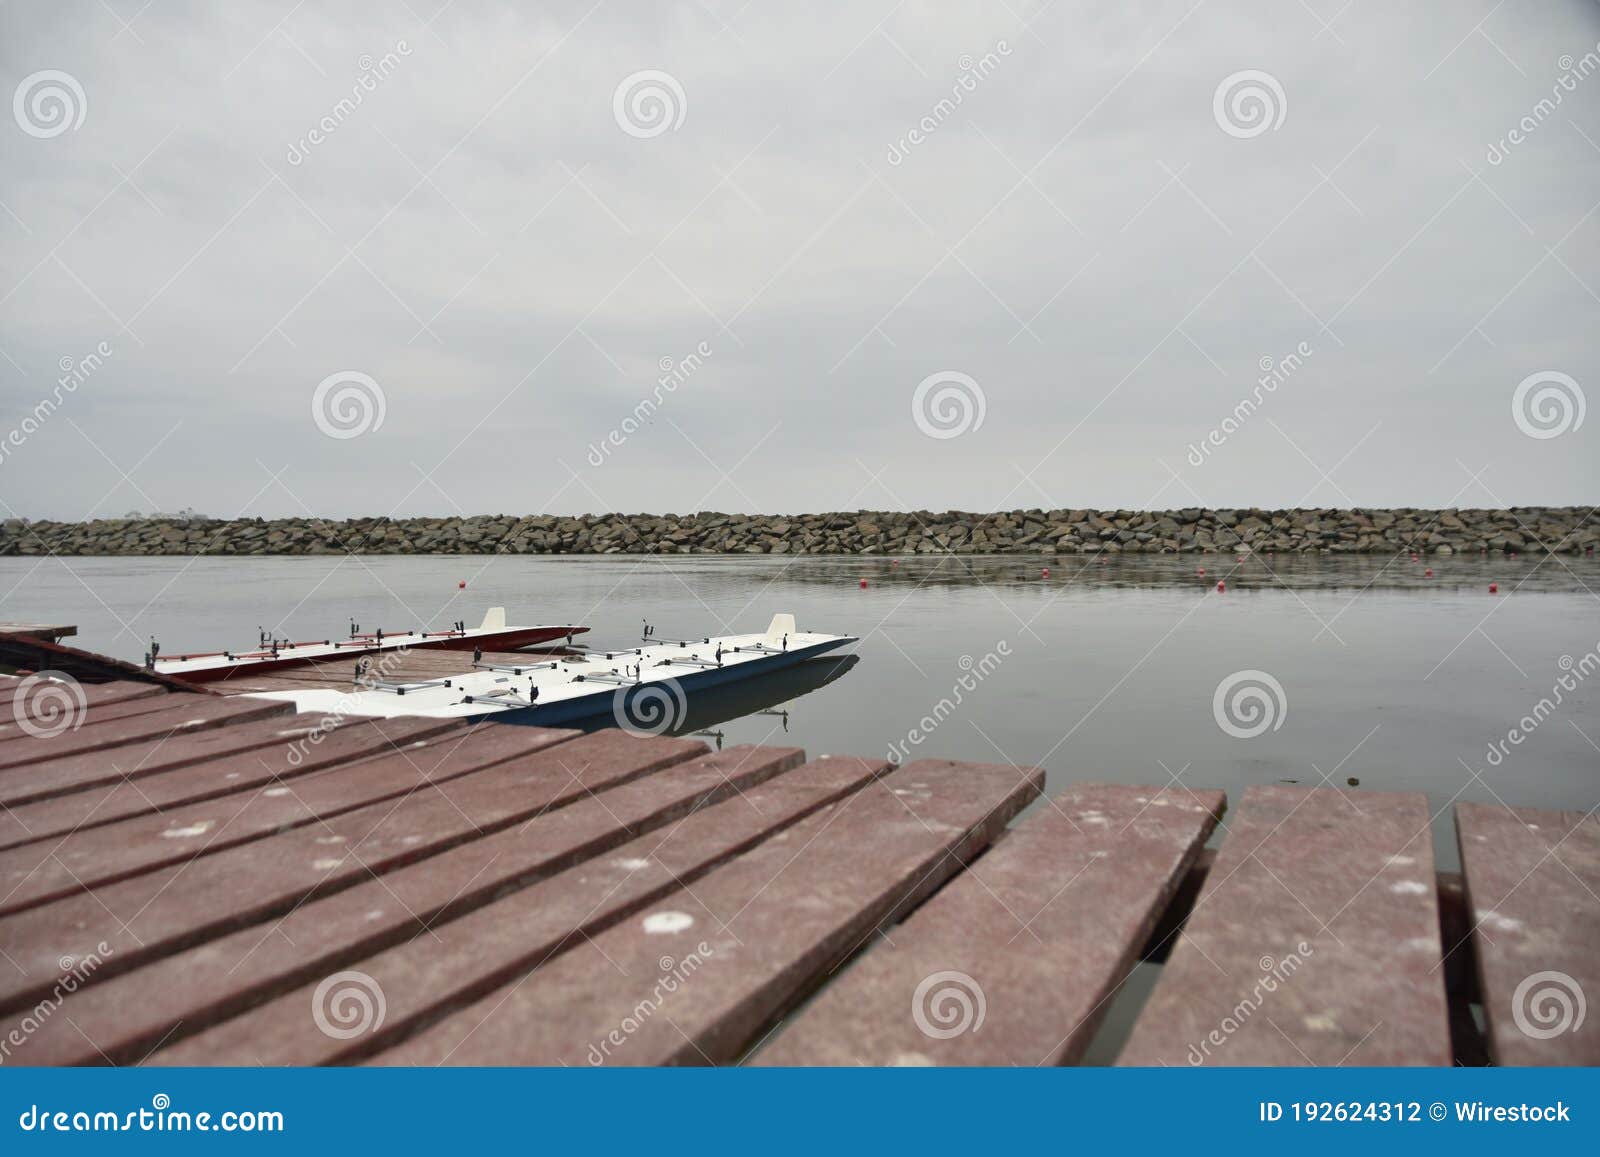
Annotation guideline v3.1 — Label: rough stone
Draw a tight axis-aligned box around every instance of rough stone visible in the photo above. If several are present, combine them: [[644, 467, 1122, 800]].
[[0, 509, 1593, 558]]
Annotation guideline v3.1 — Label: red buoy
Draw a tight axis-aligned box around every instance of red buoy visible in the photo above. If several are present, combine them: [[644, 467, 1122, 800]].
[[859, 577, 868, 589], [890, 558, 899, 567], [1041, 567, 1050, 578], [1424, 568, 1433, 578], [458, 580, 466, 589], [1215, 580, 1226, 592], [1197, 567, 1206, 576], [1489, 582, 1499, 593]]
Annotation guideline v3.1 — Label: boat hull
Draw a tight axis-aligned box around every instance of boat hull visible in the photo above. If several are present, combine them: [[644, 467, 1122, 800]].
[[487, 636, 854, 728]]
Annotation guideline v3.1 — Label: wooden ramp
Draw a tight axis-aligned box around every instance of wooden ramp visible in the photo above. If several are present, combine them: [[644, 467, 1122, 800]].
[[0, 688, 1593, 1067]]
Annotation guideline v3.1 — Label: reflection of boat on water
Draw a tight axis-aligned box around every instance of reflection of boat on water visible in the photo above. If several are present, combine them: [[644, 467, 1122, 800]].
[[646, 653, 860, 743]]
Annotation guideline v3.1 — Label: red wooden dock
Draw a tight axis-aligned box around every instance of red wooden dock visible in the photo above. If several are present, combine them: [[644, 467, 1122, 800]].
[[1, 678, 1594, 1067]]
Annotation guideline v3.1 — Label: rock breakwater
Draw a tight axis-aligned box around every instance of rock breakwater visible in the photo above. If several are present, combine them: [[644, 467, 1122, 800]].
[[2, 508, 1594, 557]]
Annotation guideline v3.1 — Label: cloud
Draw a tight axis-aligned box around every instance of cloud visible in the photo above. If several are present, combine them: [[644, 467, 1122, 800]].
[[1, 0, 1595, 519]]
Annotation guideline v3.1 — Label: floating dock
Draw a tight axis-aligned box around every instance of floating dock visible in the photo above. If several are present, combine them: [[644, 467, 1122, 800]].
[[0, 677, 1594, 1066]]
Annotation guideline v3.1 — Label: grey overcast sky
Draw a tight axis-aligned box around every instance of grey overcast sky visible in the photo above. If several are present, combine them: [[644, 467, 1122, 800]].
[[1, 0, 1596, 520]]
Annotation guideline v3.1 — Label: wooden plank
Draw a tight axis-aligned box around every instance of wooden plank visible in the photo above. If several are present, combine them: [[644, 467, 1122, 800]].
[[1118, 785, 1450, 1066], [372, 757, 1043, 1066], [0, 729, 708, 1013], [14, 744, 805, 1064], [0, 678, 161, 711], [0, 696, 291, 779], [0, 718, 514, 864], [1456, 802, 1600, 1065], [0, 709, 337, 825], [0, 725, 692, 919], [1141, 847, 1214, 964], [152, 754, 880, 1065], [755, 783, 1224, 1066], [0, 687, 230, 743], [0, 717, 466, 851]]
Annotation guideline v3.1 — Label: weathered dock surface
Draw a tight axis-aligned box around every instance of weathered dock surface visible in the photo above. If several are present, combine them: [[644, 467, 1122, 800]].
[[1118, 786, 1451, 1066], [1, 679, 1593, 1066], [1456, 803, 1600, 1066], [757, 783, 1223, 1066]]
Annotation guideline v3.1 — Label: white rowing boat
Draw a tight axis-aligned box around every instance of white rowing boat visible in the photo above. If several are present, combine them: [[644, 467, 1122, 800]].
[[243, 614, 855, 730]]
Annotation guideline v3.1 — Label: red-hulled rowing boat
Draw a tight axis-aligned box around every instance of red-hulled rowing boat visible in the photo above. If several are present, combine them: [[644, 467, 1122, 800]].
[[152, 607, 588, 683]]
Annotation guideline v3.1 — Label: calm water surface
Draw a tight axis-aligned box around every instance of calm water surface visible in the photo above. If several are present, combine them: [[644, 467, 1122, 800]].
[[3, 551, 1596, 869]]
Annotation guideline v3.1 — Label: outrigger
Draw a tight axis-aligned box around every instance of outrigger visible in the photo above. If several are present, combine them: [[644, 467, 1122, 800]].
[[150, 607, 588, 684], [241, 613, 855, 729]]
